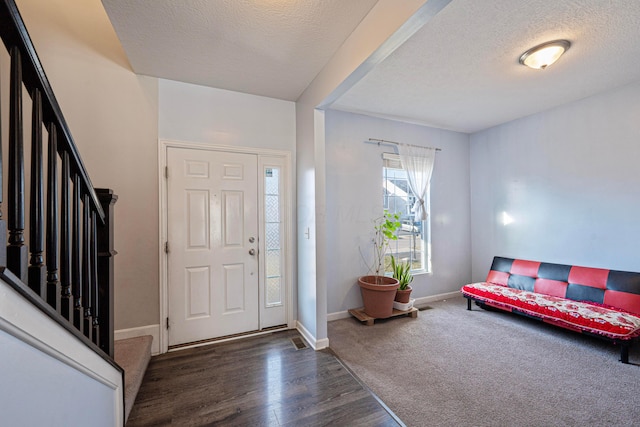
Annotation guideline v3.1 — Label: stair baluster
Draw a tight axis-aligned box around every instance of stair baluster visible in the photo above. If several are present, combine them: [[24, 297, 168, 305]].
[[91, 212, 100, 346], [8, 46, 27, 282], [72, 173, 83, 332], [29, 87, 46, 297], [82, 193, 92, 340], [60, 152, 72, 320], [46, 123, 59, 310]]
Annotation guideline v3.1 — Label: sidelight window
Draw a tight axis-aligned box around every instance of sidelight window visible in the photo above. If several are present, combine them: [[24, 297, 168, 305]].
[[264, 167, 283, 306]]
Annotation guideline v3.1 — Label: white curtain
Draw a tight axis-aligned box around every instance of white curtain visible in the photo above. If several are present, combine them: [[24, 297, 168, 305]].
[[398, 144, 436, 221]]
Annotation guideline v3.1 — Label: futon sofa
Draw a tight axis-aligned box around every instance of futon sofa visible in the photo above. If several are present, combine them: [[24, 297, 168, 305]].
[[461, 257, 640, 363]]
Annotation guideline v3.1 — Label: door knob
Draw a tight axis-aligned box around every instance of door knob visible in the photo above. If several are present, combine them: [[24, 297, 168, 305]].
[[249, 237, 255, 243], [249, 248, 256, 256]]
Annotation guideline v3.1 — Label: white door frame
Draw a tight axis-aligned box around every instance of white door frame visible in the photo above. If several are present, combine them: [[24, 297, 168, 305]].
[[158, 139, 294, 354]]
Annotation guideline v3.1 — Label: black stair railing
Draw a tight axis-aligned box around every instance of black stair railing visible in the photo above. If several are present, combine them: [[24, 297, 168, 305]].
[[0, 0, 119, 364]]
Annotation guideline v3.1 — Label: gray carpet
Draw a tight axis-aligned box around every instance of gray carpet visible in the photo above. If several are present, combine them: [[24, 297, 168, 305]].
[[328, 296, 640, 427]]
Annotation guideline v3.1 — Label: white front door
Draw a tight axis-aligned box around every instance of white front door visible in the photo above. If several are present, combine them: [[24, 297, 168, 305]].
[[167, 147, 259, 346]]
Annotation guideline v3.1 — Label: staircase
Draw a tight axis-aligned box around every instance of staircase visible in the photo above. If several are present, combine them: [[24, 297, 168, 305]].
[[0, 0, 124, 424]]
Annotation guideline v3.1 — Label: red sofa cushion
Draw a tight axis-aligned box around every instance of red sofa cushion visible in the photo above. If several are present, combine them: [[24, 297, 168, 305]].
[[461, 282, 640, 340]]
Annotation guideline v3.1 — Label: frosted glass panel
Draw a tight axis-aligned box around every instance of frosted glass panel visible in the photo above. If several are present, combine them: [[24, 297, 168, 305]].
[[264, 167, 283, 307], [266, 249, 281, 277], [265, 167, 279, 194], [266, 277, 282, 306], [265, 195, 280, 222], [265, 223, 280, 250]]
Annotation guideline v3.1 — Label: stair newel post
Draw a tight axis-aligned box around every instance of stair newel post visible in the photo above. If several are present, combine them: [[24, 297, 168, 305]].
[[0, 54, 5, 269], [91, 211, 100, 346], [46, 123, 59, 310], [82, 193, 92, 340], [72, 173, 83, 332], [28, 87, 46, 297], [7, 46, 27, 282], [96, 188, 117, 357], [60, 151, 72, 320]]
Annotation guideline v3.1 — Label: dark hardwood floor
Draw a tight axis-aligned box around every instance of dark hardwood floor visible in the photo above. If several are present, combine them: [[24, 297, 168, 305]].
[[127, 330, 402, 426]]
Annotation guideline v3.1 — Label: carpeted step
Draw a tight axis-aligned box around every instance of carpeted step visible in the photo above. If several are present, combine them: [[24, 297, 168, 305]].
[[114, 335, 152, 423]]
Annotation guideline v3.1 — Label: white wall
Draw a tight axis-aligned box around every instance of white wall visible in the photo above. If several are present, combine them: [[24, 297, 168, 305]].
[[159, 79, 296, 152], [325, 110, 471, 314], [294, 0, 444, 347], [0, 279, 124, 426], [294, 102, 321, 345], [15, 0, 160, 330], [158, 78, 297, 343], [470, 80, 640, 280]]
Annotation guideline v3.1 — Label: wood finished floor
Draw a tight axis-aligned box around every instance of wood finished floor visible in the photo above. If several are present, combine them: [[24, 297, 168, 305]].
[[127, 330, 402, 426]]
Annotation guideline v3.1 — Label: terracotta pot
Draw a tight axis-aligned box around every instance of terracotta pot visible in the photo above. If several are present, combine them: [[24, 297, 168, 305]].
[[358, 276, 400, 318], [394, 286, 413, 303]]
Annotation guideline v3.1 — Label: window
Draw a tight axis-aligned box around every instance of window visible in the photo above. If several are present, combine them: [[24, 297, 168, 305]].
[[382, 153, 431, 273], [264, 166, 283, 307]]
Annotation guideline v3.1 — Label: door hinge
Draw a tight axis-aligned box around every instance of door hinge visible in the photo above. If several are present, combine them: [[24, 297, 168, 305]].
[[164, 241, 169, 253], [166, 317, 169, 329], [165, 166, 169, 179]]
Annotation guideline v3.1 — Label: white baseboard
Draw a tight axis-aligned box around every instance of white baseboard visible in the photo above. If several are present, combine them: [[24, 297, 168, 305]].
[[327, 310, 350, 321], [326, 290, 462, 322], [296, 321, 329, 350], [315, 337, 330, 350], [115, 324, 161, 356], [413, 290, 461, 307]]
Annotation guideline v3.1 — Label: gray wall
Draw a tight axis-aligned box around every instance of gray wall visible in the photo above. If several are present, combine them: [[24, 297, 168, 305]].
[[325, 110, 471, 314], [16, 0, 160, 330], [470, 80, 640, 280]]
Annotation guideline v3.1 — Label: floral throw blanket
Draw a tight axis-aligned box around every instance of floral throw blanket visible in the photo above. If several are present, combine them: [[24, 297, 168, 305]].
[[462, 282, 640, 339]]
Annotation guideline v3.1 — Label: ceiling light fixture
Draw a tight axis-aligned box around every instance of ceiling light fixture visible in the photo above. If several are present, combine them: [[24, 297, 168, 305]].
[[519, 39, 571, 70]]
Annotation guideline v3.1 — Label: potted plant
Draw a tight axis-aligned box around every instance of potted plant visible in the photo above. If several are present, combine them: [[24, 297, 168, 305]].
[[358, 211, 402, 318], [391, 255, 413, 304]]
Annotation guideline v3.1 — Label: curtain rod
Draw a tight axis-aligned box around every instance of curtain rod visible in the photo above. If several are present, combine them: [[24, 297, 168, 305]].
[[366, 138, 441, 152]]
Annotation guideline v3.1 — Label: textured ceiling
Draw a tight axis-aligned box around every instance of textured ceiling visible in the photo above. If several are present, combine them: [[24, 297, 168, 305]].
[[332, 0, 640, 133], [101, 0, 378, 101], [102, 0, 640, 133]]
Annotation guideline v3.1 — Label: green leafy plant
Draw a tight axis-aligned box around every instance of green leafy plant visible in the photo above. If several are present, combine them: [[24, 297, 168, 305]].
[[391, 255, 413, 290], [367, 210, 402, 281]]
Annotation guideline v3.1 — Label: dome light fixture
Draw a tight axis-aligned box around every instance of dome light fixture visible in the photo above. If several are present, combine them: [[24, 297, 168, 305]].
[[519, 39, 571, 70]]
